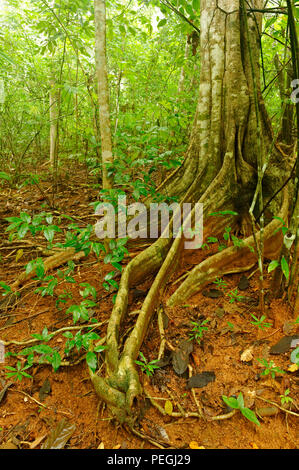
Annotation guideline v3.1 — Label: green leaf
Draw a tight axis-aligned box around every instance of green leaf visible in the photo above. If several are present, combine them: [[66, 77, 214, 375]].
[[20, 212, 31, 223], [0, 49, 15, 64], [51, 351, 61, 371], [0, 282, 12, 296], [222, 395, 239, 409], [237, 393, 245, 409], [268, 260, 279, 273], [240, 407, 260, 426], [62, 331, 73, 339], [0, 171, 12, 181], [192, 0, 200, 11], [86, 351, 97, 372], [18, 223, 29, 238], [44, 227, 55, 242], [157, 18, 167, 28], [281, 256, 289, 280]]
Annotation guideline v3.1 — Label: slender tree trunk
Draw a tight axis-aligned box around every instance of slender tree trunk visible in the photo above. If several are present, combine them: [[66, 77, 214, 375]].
[[114, 69, 122, 137], [49, 79, 59, 168], [94, 0, 113, 189]]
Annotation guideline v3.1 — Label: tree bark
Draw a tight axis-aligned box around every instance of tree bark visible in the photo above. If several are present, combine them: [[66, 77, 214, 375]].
[[49, 79, 59, 168], [94, 0, 113, 189]]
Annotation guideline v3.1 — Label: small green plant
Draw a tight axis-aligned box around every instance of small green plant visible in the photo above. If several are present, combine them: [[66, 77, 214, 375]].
[[55, 290, 73, 310], [268, 256, 289, 281], [135, 352, 160, 377], [189, 319, 209, 344], [250, 314, 272, 330], [79, 282, 97, 300], [5, 360, 33, 381], [5, 211, 60, 244], [66, 299, 97, 323], [280, 389, 293, 406], [227, 322, 235, 332], [35, 276, 58, 297], [222, 392, 260, 426], [228, 288, 244, 303], [257, 359, 285, 379], [273, 217, 288, 236], [213, 277, 228, 289], [63, 330, 105, 372], [0, 281, 12, 296], [19, 344, 61, 372], [25, 258, 45, 280]]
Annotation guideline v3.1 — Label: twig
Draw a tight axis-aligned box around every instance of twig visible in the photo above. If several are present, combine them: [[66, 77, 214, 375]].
[[10, 389, 73, 416], [256, 395, 299, 417]]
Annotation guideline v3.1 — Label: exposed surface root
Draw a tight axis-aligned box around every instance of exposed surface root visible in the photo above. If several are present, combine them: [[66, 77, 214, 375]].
[[91, 232, 183, 424], [168, 189, 289, 306]]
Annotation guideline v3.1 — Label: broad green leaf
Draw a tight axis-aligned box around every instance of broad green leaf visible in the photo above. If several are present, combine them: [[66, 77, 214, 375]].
[[157, 19, 167, 28], [268, 260, 279, 273], [222, 395, 239, 409], [86, 351, 97, 372], [281, 256, 289, 280], [240, 407, 260, 426]]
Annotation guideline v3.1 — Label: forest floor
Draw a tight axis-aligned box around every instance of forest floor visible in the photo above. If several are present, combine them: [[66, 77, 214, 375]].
[[0, 165, 298, 450]]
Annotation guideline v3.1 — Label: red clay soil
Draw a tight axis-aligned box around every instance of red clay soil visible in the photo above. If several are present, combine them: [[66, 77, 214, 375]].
[[0, 169, 298, 450]]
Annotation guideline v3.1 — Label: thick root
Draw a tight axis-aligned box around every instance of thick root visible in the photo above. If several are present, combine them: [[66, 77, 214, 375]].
[[168, 189, 289, 306], [92, 231, 184, 422]]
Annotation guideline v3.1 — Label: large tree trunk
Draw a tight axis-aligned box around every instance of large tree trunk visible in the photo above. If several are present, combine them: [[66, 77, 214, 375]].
[[90, 0, 291, 425]]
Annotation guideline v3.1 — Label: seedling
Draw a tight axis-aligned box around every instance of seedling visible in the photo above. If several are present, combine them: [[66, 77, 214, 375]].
[[280, 389, 293, 406], [273, 217, 288, 236], [250, 314, 272, 330], [222, 393, 260, 426], [0, 282, 12, 296], [5, 361, 32, 381], [63, 330, 105, 372], [257, 359, 285, 379], [55, 290, 73, 310], [189, 319, 209, 344], [227, 322, 235, 332], [268, 256, 290, 281], [66, 299, 97, 323], [227, 289, 244, 303], [213, 277, 227, 289], [135, 352, 160, 377]]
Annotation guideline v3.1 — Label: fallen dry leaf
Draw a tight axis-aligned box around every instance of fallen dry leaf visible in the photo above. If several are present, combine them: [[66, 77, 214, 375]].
[[164, 400, 173, 416], [240, 348, 253, 362], [189, 441, 205, 449], [250, 442, 259, 449], [288, 364, 299, 373]]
